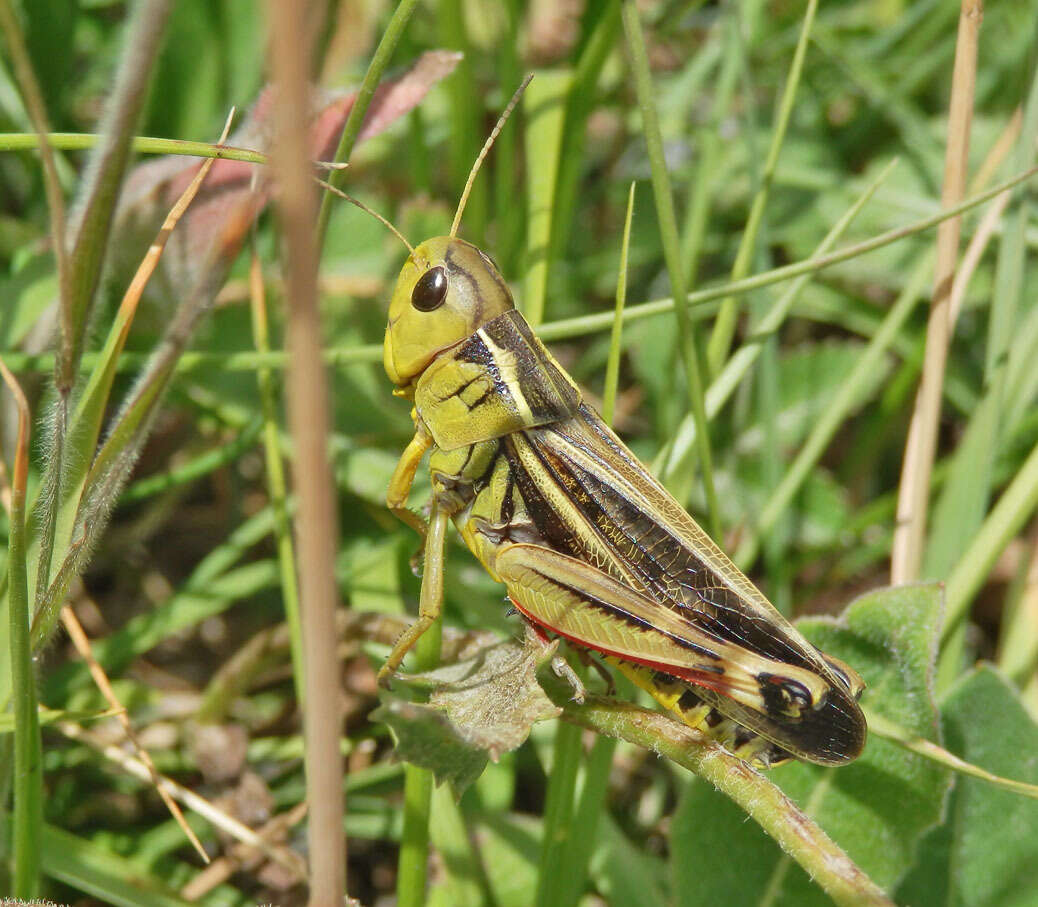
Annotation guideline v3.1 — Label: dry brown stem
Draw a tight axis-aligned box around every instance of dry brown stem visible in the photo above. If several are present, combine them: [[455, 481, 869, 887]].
[[265, 1, 346, 903], [892, 0, 984, 583], [60, 601, 209, 862]]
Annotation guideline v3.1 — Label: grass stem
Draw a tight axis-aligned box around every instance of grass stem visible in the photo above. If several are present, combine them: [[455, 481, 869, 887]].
[[266, 1, 346, 900], [706, 0, 818, 377], [1, 359, 41, 898], [248, 252, 306, 709], [535, 715, 585, 907], [602, 182, 636, 426], [891, 0, 982, 584], [555, 691, 892, 907], [396, 616, 443, 907], [622, 0, 722, 542], [314, 0, 421, 248]]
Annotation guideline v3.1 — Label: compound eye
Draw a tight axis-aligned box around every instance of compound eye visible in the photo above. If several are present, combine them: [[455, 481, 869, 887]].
[[411, 266, 448, 312]]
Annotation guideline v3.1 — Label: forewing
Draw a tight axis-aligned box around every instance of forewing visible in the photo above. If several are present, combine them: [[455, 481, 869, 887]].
[[502, 406, 866, 764], [496, 543, 836, 720]]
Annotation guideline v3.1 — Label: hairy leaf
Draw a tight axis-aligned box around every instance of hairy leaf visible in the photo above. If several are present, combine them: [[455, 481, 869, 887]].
[[671, 584, 950, 905], [376, 635, 563, 790], [897, 666, 1038, 907], [371, 697, 488, 796]]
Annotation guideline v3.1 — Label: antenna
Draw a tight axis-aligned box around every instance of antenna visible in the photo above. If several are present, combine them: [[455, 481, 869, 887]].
[[450, 74, 533, 238], [316, 178, 414, 254]]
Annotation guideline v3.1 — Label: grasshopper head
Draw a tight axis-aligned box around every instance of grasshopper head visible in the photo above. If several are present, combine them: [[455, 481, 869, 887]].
[[383, 236, 515, 388]]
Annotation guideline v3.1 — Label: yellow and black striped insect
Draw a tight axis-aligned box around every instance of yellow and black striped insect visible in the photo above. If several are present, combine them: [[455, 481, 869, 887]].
[[370, 81, 867, 769]]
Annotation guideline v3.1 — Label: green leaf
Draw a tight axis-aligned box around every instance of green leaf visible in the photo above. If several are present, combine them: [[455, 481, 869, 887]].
[[897, 666, 1038, 907], [471, 811, 540, 907], [590, 813, 668, 907], [426, 639, 562, 758], [371, 697, 488, 796], [670, 584, 950, 905], [379, 635, 563, 786]]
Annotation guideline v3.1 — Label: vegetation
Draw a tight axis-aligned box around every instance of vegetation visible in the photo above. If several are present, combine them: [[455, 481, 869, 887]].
[[1, 0, 1037, 904]]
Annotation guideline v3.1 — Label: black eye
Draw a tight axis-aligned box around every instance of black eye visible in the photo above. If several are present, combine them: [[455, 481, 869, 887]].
[[411, 266, 448, 312]]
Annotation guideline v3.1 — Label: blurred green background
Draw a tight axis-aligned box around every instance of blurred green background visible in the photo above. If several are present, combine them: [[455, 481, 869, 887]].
[[2, 0, 1038, 904]]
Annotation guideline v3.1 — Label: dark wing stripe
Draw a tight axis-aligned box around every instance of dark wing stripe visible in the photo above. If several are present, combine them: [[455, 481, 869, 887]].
[[534, 440, 698, 606], [490, 414, 866, 765], [525, 566, 722, 660], [501, 436, 589, 559], [537, 411, 820, 672], [499, 468, 516, 525], [561, 446, 814, 669]]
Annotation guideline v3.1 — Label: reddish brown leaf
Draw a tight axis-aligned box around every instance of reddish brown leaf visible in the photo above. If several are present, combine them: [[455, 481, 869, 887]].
[[111, 50, 461, 302]]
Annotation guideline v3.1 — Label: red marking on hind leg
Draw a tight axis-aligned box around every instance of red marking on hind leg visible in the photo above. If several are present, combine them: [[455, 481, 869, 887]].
[[508, 597, 737, 698]]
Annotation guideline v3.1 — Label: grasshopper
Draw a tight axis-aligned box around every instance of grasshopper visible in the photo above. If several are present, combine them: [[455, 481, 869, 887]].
[[369, 81, 866, 768]]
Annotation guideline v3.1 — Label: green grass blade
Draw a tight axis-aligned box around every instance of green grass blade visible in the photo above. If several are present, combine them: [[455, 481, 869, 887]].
[[491, 0, 523, 274], [866, 708, 1038, 800], [248, 259, 305, 709], [622, 0, 721, 542], [396, 758, 436, 907], [1, 361, 41, 897], [439, 0, 485, 245], [535, 718, 584, 907], [396, 616, 443, 907], [553, 735, 618, 907], [0, 812, 197, 907], [757, 318, 790, 612], [602, 182, 636, 426], [734, 254, 932, 569], [0, 131, 270, 163], [0, 706, 120, 733], [706, 0, 818, 377], [315, 0, 421, 247], [522, 68, 572, 327], [549, 0, 622, 270], [680, 15, 738, 291]]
